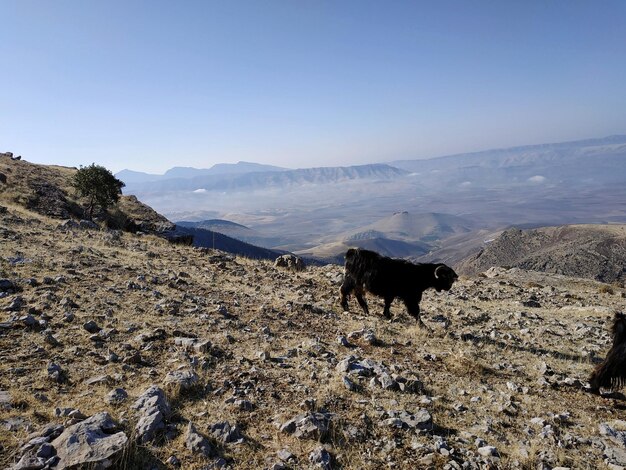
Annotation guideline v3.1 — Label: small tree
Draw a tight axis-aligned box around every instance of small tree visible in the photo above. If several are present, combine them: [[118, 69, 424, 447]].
[[72, 163, 125, 218]]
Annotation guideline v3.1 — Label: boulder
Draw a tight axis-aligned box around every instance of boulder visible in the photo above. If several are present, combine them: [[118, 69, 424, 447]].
[[51, 412, 127, 469], [274, 254, 305, 272]]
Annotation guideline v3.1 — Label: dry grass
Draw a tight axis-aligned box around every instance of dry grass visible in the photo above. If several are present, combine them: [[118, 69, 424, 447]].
[[1, 201, 626, 468]]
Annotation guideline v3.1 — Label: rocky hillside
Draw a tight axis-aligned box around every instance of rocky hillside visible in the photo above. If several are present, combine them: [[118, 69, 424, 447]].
[[458, 225, 626, 283], [2, 201, 626, 469], [0, 153, 174, 233]]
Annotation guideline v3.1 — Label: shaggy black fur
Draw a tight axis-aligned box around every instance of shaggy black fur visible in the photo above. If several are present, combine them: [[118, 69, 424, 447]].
[[589, 312, 626, 393], [339, 248, 458, 327]]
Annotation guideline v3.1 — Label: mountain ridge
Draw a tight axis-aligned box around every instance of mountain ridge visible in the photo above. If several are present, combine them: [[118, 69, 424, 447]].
[[116, 161, 287, 185], [123, 164, 408, 193]]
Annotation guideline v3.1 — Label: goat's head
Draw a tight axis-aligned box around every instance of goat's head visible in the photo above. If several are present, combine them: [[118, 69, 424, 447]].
[[433, 264, 458, 292]]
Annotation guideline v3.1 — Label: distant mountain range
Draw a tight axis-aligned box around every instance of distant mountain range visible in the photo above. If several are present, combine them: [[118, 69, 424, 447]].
[[390, 134, 626, 188], [116, 161, 286, 184], [119, 163, 406, 193], [118, 134, 626, 262]]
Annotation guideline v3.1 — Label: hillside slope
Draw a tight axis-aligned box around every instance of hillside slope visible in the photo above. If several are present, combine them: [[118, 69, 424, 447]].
[[177, 220, 282, 249], [2, 203, 626, 469], [0, 153, 173, 232], [458, 225, 626, 283], [0, 154, 288, 260]]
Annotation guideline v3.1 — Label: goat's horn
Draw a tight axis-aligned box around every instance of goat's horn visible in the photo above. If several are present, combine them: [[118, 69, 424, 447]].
[[434, 265, 445, 279]]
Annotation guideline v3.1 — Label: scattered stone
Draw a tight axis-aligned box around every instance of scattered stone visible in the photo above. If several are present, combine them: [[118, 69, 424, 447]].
[[210, 421, 244, 444], [347, 328, 378, 345], [600, 421, 626, 447], [83, 320, 101, 333], [309, 446, 333, 469], [337, 335, 351, 347], [0, 390, 11, 410], [379, 409, 433, 431], [377, 373, 398, 390], [277, 449, 296, 462], [133, 386, 170, 444], [163, 369, 199, 390], [343, 376, 359, 392], [174, 337, 212, 353], [477, 445, 499, 457], [281, 411, 334, 440], [55, 407, 87, 421], [47, 363, 64, 382], [0, 278, 16, 293], [106, 388, 128, 405], [44, 332, 61, 347], [185, 422, 215, 458]]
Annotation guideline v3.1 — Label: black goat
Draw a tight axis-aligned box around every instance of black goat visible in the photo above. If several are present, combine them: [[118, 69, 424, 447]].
[[339, 248, 458, 328], [589, 312, 626, 394]]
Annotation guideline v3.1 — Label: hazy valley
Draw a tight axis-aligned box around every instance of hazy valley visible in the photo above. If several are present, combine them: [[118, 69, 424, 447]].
[[119, 135, 626, 264]]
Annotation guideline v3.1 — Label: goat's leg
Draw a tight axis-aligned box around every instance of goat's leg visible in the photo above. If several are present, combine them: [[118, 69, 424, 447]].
[[382, 296, 394, 319], [340, 275, 355, 311], [404, 295, 431, 330], [354, 286, 369, 315]]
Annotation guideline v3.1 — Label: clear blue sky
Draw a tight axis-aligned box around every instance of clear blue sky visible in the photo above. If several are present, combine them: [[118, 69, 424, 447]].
[[1, 0, 625, 173]]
